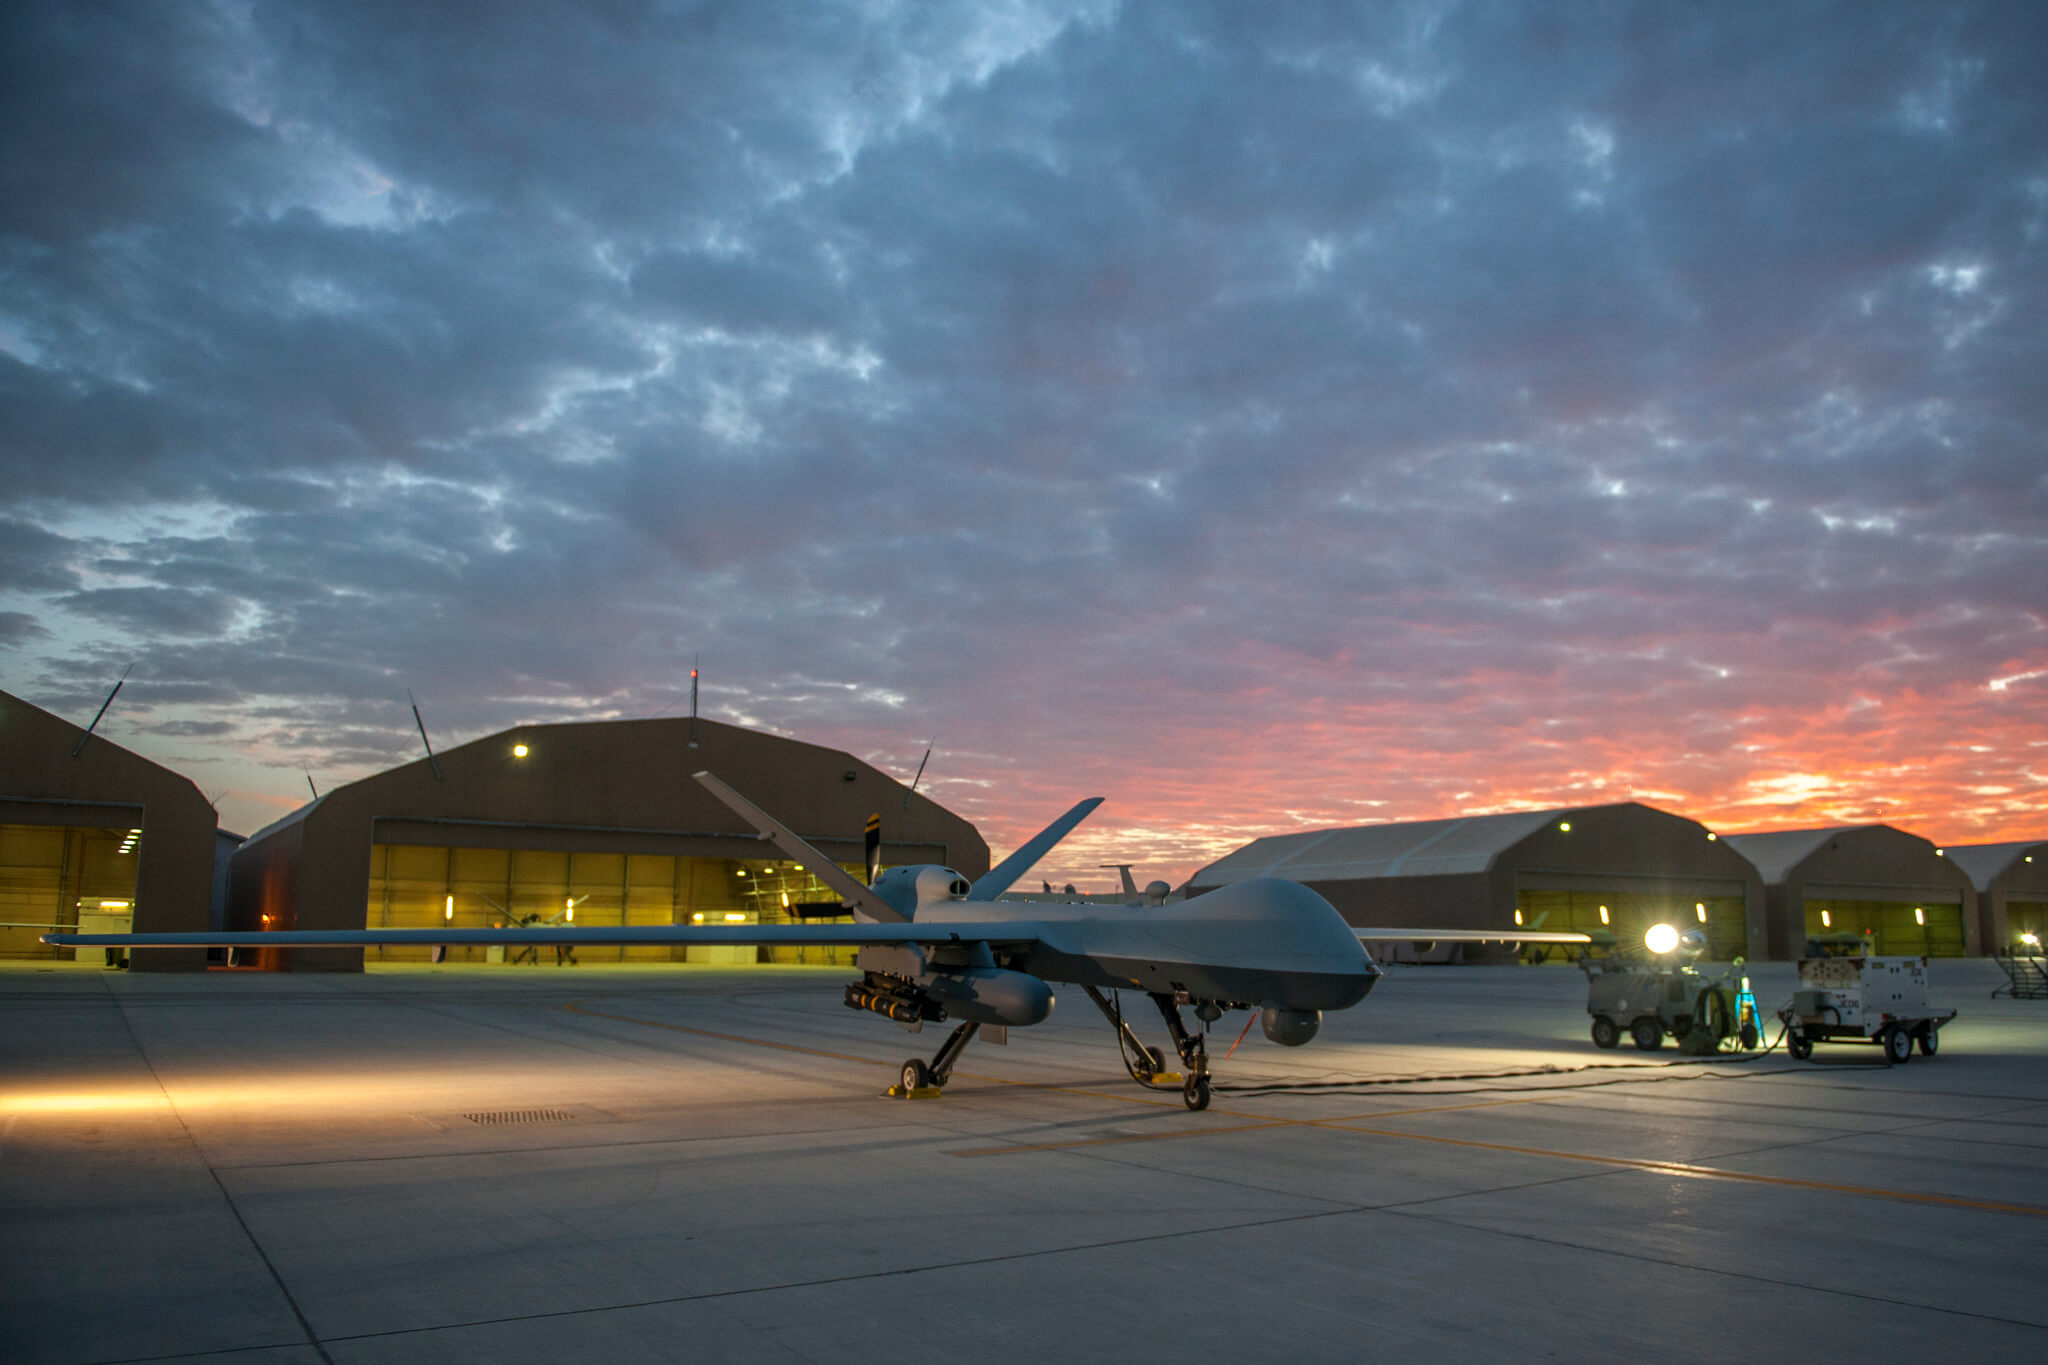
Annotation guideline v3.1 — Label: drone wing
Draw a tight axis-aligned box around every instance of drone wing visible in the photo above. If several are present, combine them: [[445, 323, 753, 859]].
[[692, 771, 904, 923], [44, 921, 1048, 950], [1353, 928, 1591, 944]]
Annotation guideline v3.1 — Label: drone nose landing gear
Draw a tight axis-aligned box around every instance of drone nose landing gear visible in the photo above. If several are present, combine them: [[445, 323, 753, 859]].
[[888, 1021, 980, 1098], [1082, 986, 1212, 1111]]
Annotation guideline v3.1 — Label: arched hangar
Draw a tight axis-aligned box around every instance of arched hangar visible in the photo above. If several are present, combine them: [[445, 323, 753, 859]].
[[1, 688, 218, 969], [1719, 825, 1977, 959], [227, 717, 988, 971], [1185, 802, 1764, 962], [1941, 841, 2048, 954]]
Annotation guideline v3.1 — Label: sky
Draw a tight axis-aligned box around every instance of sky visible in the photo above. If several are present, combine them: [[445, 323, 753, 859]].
[[3, 1, 2045, 890]]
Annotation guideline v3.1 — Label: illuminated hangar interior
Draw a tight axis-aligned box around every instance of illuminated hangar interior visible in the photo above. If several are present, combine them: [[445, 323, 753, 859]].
[[1912, 839, 2045, 955], [1, 689, 218, 969], [227, 716, 989, 971], [1720, 826, 1978, 958], [1186, 803, 1767, 962]]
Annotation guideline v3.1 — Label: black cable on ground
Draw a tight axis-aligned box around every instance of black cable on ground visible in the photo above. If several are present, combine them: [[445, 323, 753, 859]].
[[1213, 999, 1893, 1096]]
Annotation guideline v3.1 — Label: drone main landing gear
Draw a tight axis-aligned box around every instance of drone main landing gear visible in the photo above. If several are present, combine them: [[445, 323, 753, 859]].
[[1082, 986, 1212, 1111], [889, 1021, 980, 1098]]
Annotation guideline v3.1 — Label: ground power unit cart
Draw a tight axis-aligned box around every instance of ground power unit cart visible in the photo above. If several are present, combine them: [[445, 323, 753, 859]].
[[1780, 955, 1955, 1063], [1583, 956, 1765, 1053]]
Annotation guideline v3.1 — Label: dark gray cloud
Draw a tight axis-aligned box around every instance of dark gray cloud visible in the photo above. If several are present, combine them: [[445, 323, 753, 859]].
[[2, 0, 2044, 866], [0, 611, 49, 647]]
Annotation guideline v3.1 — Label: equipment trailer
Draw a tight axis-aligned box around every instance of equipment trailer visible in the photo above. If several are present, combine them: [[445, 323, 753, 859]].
[[1779, 955, 1955, 1062]]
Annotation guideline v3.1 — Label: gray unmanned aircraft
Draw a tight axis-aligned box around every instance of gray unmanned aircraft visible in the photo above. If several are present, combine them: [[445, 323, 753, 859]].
[[48, 772, 1587, 1110]]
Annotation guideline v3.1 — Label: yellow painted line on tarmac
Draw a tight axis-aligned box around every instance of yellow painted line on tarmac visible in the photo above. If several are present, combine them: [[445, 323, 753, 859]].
[[1312, 1122, 2048, 1219]]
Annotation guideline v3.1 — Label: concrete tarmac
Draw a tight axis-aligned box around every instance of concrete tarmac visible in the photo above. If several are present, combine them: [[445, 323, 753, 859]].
[[3, 958, 2044, 1363]]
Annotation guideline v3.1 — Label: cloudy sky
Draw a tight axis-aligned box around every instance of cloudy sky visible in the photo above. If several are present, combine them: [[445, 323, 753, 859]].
[[4, 1, 2044, 887]]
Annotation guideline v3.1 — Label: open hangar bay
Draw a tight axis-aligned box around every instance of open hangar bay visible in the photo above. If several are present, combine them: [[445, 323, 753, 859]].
[[4, 957, 2044, 1364]]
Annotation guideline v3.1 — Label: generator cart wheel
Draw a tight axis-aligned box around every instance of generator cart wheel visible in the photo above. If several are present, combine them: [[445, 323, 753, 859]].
[[1590, 1017, 1620, 1050], [1739, 1022, 1760, 1051], [1787, 1030, 1812, 1060], [1917, 1027, 1939, 1057], [1630, 1018, 1664, 1051], [1883, 1026, 1913, 1064]]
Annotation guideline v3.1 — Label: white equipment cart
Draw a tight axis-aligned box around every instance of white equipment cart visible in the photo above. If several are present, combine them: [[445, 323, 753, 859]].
[[1779, 955, 1955, 1063]]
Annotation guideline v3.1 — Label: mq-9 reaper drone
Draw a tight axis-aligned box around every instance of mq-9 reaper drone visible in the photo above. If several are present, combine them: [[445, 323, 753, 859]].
[[48, 773, 1587, 1110]]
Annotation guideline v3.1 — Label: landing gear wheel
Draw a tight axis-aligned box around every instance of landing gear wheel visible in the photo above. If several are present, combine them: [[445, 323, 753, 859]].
[[1183, 1074, 1211, 1111], [1917, 1027, 1939, 1057], [1883, 1026, 1913, 1064], [1590, 1017, 1620, 1050], [900, 1059, 933, 1091], [1142, 1045, 1166, 1075], [1787, 1030, 1812, 1060], [1630, 1018, 1664, 1051]]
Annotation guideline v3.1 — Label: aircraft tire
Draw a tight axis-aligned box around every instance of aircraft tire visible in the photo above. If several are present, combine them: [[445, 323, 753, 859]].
[[901, 1059, 933, 1091], [1183, 1075, 1210, 1111]]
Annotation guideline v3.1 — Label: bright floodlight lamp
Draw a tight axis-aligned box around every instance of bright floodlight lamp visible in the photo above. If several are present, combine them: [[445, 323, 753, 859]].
[[2023, 933, 2042, 949], [1644, 923, 1681, 956], [512, 743, 529, 757]]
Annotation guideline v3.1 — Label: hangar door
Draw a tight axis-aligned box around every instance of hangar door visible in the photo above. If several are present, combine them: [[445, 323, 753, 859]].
[[1515, 873, 1748, 960], [366, 843, 863, 966], [0, 822, 140, 959], [1803, 887, 1966, 957], [2009, 900, 2047, 951]]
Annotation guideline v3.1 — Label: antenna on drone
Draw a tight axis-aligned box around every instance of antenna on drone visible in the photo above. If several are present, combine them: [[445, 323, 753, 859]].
[[408, 689, 443, 780], [71, 664, 134, 757]]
